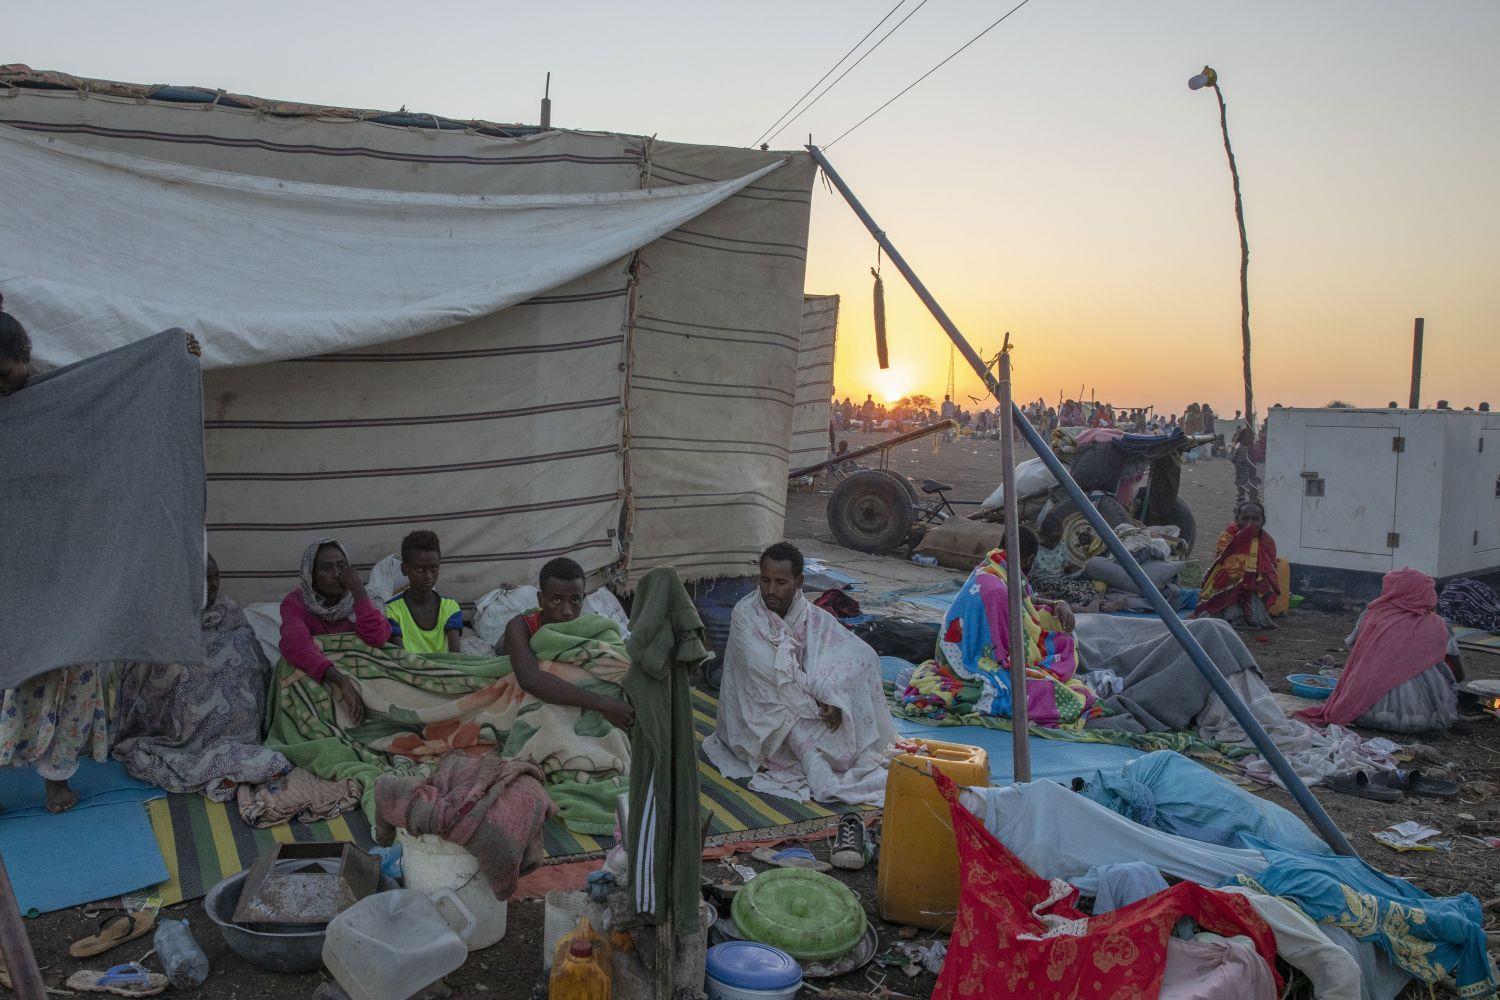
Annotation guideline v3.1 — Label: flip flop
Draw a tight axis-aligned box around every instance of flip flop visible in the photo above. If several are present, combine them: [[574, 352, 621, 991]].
[[66, 964, 168, 997], [1325, 770, 1402, 802], [1372, 768, 1460, 800], [70, 910, 157, 958], [750, 846, 832, 872]]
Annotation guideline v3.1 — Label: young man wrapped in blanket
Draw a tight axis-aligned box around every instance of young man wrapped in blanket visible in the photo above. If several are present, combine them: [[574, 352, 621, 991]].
[[264, 558, 636, 833]]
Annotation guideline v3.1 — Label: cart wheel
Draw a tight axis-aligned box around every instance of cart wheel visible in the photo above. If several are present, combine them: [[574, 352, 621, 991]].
[[828, 470, 916, 553], [1050, 496, 1132, 566]]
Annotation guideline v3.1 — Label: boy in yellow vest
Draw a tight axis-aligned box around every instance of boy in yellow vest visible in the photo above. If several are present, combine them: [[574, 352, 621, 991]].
[[385, 530, 464, 653]]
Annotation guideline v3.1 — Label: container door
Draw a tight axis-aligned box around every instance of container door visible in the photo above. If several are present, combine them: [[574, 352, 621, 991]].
[[1480, 419, 1500, 552], [1299, 424, 1399, 558]]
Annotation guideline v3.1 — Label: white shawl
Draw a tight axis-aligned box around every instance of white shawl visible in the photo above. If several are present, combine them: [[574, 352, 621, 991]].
[[703, 591, 895, 805]]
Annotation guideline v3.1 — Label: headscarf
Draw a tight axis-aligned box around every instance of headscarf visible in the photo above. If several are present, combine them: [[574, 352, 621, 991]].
[[299, 538, 356, 623], [1297, 568, 1451, 727]]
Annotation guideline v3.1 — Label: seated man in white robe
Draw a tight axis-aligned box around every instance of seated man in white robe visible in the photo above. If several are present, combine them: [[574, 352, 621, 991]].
[[704, 543, 896, 810]]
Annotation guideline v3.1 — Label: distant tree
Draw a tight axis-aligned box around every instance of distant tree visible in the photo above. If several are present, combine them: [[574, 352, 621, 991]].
[[1326, 400, 1355, 408], [895, 394, 935, 417]]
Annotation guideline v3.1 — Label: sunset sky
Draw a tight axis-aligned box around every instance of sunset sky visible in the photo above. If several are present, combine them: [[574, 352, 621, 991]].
[[10, 1, 1498, 415]]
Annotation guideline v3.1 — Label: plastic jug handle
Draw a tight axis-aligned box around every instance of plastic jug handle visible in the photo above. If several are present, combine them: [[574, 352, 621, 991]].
[[430, 889, 477, 943]]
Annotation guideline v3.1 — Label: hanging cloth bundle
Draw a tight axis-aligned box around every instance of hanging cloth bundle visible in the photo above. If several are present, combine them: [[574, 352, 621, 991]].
[[871, 264, 889, 370]]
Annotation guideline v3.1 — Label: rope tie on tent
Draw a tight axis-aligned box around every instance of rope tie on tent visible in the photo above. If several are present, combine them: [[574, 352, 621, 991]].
[[871, 248, 889, 370], [639, 134, 658, 188]]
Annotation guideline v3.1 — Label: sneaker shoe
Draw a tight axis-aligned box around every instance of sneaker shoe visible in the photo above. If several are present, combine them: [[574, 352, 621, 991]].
[[831, 813, 867, 871]]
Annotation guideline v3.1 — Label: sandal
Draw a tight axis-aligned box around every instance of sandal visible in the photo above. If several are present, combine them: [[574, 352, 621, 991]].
[[66, 964, 168, 997], [70, 910, 157, 959], [1325, 770, 1402, 802], [1372, 768, 1460, 800]]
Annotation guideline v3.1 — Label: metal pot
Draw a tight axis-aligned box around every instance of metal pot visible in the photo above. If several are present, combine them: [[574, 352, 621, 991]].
[[204, 859, 398, 973]]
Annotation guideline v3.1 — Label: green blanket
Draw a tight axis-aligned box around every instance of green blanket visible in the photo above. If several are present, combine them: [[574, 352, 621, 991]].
[[265, 614, 631, 829]]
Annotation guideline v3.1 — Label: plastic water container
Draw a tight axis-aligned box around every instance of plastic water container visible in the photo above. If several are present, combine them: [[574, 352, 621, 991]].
[[877, 737, 989, 930], [154, 918, 209, 987], [322, 888, 475, 1000], [542, 889, 589, 970], [396, 829, 507, 950], [705, 941, 802, 1000]]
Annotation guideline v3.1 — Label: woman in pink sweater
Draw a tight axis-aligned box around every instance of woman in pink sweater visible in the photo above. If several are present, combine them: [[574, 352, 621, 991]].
[[279, 539, 391, 724]]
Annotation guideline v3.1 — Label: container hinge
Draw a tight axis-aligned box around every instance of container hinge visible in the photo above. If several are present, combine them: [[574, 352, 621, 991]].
[[1387, 531, 1400, 548], [1476, 530, 1481, 546], [1481, 438, 1486, 453], [1391, 436, 1405, 452]]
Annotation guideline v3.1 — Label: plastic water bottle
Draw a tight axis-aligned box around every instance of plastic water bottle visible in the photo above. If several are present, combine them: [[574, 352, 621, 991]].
[[154, 918, 209, 987]]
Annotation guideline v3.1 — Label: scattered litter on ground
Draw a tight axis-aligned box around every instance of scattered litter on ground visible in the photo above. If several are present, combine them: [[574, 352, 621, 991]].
[[1372, 821, 1451, 852]]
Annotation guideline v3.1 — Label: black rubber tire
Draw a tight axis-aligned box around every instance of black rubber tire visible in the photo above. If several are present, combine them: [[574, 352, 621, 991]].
[[828, 469, 916, 553], [1049, 495, 1132, 566], [1164, 497, 1197, 556]]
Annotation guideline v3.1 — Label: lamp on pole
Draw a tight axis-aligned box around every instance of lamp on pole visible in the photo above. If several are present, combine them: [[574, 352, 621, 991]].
[[1189, 65, 1255, 436]]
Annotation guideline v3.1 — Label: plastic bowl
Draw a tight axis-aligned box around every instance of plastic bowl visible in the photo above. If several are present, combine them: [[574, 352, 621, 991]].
[[1288, 673, 1337, 701]]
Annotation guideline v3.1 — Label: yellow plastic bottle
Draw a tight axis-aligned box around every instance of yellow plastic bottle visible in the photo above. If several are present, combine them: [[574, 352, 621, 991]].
[[549, 917, 611, 1000]]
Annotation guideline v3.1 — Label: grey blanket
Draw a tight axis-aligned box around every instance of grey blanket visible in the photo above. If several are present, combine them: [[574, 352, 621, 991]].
[[0, 330, 204, 687], [1081, 617, 1261, 733]]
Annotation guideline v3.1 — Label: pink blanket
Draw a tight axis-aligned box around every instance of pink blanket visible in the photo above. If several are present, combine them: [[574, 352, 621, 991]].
[[374, 754, 556, 899], [1297, 568, 1449, 727]]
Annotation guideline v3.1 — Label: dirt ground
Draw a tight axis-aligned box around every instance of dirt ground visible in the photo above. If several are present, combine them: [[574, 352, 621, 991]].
[[19, 430, 1499, 998]]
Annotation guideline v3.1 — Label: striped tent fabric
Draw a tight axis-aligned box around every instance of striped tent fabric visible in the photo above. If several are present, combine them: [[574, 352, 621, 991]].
[[0, 73, 814, 600], [789, 294, 840, 472]]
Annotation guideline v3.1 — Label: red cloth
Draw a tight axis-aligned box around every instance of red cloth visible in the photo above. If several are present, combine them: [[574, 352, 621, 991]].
[[931, 771, 1280, 1000], [1297, 568, 1451, 727], [1194, 523, 1280, 618], [277, 592, 392, 682]]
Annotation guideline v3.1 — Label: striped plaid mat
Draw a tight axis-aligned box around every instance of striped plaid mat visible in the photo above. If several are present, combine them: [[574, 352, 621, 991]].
[[150, 688, 870, 905]]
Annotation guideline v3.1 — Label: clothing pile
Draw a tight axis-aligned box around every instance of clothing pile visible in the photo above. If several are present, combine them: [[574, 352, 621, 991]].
[[950, 753, 1499, 1000], [375, 754, 554, 899]]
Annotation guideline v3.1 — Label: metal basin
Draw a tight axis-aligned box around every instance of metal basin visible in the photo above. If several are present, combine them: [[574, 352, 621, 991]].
[[204, 858, 396, 974]]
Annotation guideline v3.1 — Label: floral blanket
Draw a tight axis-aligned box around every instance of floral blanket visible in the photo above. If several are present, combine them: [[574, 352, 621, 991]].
[[264, 613, 630, 827]]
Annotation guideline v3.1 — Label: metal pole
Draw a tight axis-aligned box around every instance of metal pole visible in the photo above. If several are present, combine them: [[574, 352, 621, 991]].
[[807, 143, 1355, 857], [997, 340, 1031, 781], [788, 419, 958, 478], [1408, 317, 1424, 409], [0, 851, 46, 999]]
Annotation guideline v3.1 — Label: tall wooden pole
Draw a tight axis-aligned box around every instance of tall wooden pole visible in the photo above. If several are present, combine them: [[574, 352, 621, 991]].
[[1408, 317, 1424, 409], [0, 851, 46, 999], [1211, 78, 1255, 436], [997, 337, 1030, 782]]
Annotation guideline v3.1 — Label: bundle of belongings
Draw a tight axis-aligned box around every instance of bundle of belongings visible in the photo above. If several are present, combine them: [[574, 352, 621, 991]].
[[935, 752, 1500, 1000]]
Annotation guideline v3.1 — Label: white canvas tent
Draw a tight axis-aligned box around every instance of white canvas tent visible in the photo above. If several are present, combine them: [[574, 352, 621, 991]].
[[0, 66, 815, 602], [790, 294, 840, 471]]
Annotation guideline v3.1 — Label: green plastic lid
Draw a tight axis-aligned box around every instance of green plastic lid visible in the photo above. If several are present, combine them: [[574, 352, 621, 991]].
[[731, 868, 868, 962]]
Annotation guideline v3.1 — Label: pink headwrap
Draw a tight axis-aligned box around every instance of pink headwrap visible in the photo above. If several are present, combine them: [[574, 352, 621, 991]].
[[1297, 568, 1450, 727]]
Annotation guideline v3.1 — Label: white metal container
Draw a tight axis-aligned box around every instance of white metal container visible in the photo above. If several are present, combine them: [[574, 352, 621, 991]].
[[1264, 408, 1500, 587], [395, 830, 507, 951]]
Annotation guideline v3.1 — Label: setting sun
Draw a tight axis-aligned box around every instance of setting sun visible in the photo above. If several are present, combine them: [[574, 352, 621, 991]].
[[871, 369, 910, 404]]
